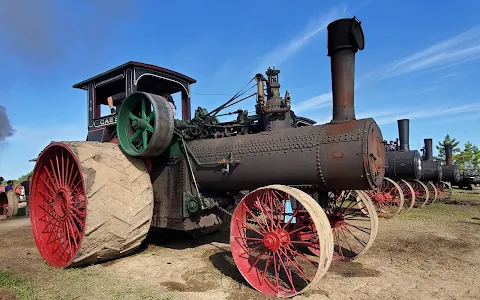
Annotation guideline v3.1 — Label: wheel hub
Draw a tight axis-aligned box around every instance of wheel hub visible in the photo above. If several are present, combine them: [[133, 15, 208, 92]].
[[131, 119, 148, 130], [263, 229, 289, 251], [374, 192, 386, 203], [54, 187, 72, 220], [328, 212, 344, 228]]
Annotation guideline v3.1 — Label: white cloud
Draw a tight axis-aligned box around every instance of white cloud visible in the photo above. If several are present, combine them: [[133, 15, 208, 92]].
[[307, 103, 480, 126], [291, 92, 332, 113], [253, 6, 348, 74], [374, 103, 480, 125], [443, 72, 460, 78], [414, 85, 441, 95], [294, 26, 480, 112], [360, 26, 480, 83]]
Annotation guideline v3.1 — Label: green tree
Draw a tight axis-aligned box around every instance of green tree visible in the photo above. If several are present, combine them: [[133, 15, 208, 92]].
[[455, 141, 480, 170], [435, 134, 461, 163], [16, 171, 33, 183]]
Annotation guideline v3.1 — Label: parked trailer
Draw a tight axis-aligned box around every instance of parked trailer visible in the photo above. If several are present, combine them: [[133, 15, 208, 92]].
[[29, 17, 384, 297]]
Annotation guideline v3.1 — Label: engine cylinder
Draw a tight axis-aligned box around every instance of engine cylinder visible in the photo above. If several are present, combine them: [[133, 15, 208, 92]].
[[186, 118, 384, 192]]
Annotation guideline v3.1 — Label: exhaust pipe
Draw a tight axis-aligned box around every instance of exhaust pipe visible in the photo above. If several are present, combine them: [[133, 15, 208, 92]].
[[424, 138, 433, 161], [445, 143, 453, 165], [327, 17, 365, 124], [397, 119, 410, 151]]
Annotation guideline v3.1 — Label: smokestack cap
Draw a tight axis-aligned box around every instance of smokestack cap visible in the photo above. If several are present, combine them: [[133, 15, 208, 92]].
[[327, 17, 365, 57]]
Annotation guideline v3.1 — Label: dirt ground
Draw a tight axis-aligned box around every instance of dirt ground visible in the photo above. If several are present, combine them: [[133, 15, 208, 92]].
[[1, 189, 480, 300]]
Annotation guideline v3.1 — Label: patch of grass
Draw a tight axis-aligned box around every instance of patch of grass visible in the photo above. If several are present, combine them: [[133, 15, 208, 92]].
[[451, 188, 480, 203], [0, 269, 33, 300], [397, 203, 480, 222]]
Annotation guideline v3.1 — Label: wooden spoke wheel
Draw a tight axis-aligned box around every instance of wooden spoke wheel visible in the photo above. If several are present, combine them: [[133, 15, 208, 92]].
[[408, 179, 430, 208], [398, 179, 415, 213], [425, 181, 438, 204], [434, 181, 452, 202], [364, 177, 405, 218], [230, 185, 333, 297]]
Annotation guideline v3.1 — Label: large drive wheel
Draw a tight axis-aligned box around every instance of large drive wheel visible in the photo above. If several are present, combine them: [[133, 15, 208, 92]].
[[230, 185, 333, 297], [30, 141, 154, 268], [425, 181, 438, 204], [398, 179, 415, 212], [435, 181, 453, 202], [408, 179, 430, 207], [364, 177, 405, 218]]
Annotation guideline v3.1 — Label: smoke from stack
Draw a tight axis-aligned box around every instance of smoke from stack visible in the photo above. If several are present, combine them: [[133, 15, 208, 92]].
[[0, 105, 15, 142]]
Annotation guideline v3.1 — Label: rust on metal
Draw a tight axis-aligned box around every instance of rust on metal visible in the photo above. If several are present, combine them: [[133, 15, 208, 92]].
[[327, 17, 364, 124], [445, 143, 453, 165]]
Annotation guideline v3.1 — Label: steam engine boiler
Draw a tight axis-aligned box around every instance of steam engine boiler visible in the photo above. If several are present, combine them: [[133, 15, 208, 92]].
[[441, 143, 461, 183]]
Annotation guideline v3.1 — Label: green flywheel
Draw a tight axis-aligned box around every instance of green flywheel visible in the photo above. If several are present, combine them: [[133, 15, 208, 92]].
[[117, 92, 175, 157]]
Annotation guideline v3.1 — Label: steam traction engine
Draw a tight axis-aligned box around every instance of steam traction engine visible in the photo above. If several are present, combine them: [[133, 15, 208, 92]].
[[364, 119, 424, 217], [437, 143, 458, 200], [420, 138, 445, 203], [29, 17, 384, 297]]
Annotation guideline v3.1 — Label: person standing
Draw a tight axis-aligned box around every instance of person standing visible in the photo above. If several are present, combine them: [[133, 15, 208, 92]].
[[5, 181, 18, 218]]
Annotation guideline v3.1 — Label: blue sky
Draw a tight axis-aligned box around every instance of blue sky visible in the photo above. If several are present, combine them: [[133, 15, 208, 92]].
[[1, 0, 480, 180]]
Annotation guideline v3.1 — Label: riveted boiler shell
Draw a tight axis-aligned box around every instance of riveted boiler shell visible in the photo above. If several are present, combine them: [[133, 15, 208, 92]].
[[421, 160, 443, 182], [186, 118, 384, 192], [441, 165, 461, 183], [384, 150, 422, 180]]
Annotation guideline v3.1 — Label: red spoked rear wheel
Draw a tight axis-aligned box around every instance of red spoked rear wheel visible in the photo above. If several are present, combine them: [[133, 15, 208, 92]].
[[364, 177, 405, 218], [230, 185, 333, 297], [435, 181, 452, 202], [30, 143, 87, 267], [407, 179, 430, 208]]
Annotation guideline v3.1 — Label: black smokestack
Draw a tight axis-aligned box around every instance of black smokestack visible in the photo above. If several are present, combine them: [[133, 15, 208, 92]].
[[397, 119, 410, 151], [0, 105, 15, 142], [445, 143, 453, 165], [424, 139, 433, 161], [327, 17, 365, 124]]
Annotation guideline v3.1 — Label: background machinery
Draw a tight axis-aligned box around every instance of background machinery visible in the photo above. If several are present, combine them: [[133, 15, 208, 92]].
[[28, 17, 385, 297], [364, 119, 424, 217], [420, 138, 445, 203]]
